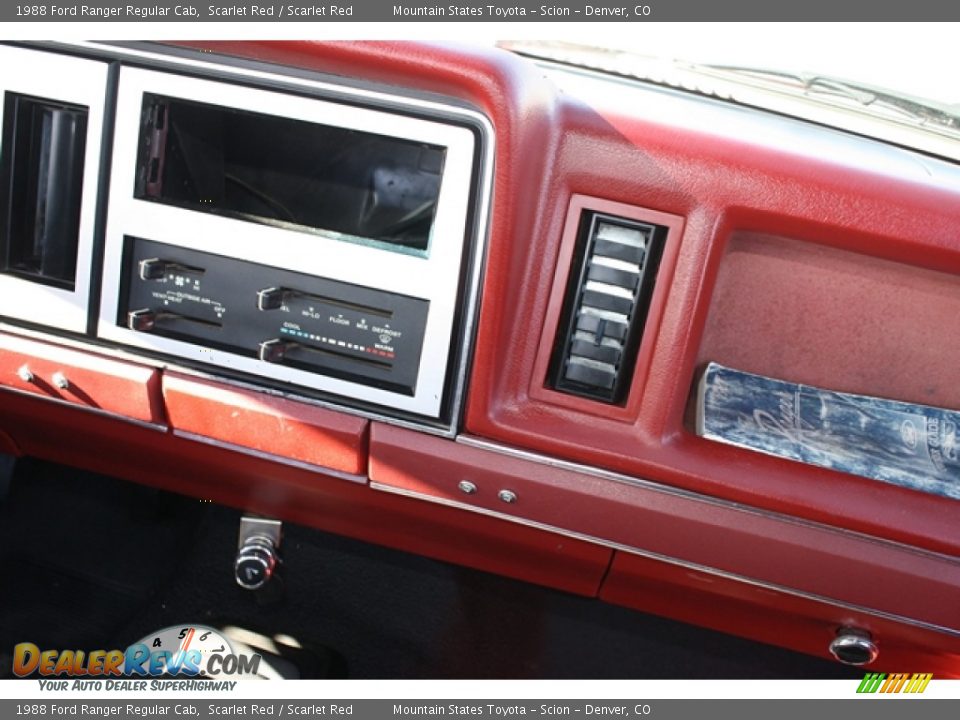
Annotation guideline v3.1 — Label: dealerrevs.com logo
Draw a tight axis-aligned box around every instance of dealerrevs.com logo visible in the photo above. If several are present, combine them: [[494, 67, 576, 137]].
[[12, 625, 264, 684], [857, 673, 934, 694]]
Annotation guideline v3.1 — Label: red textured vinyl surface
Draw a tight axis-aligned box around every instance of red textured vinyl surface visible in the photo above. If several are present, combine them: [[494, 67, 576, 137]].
[[455, 97, 960, 555], [698, 232, 960, 410], [163, 372, 369, 476]]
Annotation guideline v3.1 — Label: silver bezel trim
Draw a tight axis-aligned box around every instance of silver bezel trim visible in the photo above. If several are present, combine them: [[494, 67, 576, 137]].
[[99, 64, 480, 421], [0, 46, 109, 334]]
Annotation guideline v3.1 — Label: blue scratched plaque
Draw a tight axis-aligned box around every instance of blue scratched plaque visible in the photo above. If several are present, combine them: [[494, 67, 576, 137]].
[[696, 363, 960, 500]]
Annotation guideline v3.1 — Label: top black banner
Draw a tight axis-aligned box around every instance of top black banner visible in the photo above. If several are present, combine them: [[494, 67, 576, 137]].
[[4, 0, 960, 21]]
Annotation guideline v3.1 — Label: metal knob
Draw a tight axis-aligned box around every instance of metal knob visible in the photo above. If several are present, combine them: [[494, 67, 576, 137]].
[[234, 535, 279, 591], [52, 372, 69, 390], [16, 365, 34, 383], [829, 629, 879, 666]]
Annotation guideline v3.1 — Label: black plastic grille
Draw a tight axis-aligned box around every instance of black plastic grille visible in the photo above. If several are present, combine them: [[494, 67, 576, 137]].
[[548, 211, 667, 403]]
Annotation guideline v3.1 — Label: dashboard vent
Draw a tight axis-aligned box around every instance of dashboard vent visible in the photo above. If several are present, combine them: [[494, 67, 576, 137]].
[[548, 211, 667, 403]]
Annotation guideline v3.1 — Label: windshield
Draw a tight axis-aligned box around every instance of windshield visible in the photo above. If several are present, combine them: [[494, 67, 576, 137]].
[[499, 24, 959, 162]]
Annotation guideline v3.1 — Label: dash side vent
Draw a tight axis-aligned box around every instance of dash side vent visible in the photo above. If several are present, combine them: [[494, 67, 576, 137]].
[[548, 211, 667, 403]]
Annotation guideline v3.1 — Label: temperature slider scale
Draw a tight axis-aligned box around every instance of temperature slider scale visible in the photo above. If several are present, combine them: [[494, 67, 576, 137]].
[[122, 236, 429, 396]]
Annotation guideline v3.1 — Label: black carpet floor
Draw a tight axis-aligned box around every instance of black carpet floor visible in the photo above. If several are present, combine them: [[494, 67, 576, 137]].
[[0, 457, 858, 679]]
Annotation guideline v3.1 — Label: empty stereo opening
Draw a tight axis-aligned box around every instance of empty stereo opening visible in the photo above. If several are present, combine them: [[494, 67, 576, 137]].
[[1, 92, 88, 290], [548, 211, 667, 403], [135, 94, 446, 256]]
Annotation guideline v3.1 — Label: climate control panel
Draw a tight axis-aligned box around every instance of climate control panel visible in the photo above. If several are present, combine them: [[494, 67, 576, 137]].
[[121, 237, 429, 396]]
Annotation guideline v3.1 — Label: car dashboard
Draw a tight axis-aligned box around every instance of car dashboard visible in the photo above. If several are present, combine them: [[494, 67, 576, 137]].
[[1, 39, 959, 676]]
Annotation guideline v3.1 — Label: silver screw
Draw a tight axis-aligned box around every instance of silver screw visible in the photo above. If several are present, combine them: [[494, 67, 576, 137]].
[[498, 489, 518, 504], [16, 365, 33, 383], [52, 372, 69, 390], [458, 480, 478, 495]]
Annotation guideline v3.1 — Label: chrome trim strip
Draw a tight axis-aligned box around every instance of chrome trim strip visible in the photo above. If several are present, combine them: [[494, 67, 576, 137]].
[[449, 124, 494, 437], [370, 480, 960, 638], [0, 385, 167, 432], [174, 430, 368, 485], [456, 435, 960, 565]]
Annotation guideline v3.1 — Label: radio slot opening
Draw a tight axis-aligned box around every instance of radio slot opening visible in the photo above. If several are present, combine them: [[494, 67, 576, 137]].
[[135, 94, 446, 256]]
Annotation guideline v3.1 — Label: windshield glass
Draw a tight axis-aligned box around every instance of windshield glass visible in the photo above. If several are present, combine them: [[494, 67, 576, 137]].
[[499, 24, 958, 162]]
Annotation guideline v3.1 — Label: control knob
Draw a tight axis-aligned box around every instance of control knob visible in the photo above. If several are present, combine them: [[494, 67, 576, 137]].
[[258, 339, 295, 363], [127, 309, 157, 332], [234, 535, 279, 591], [138, 257, 203, 281], [257, 287, 288, 311], [138, 258, 170, 281]]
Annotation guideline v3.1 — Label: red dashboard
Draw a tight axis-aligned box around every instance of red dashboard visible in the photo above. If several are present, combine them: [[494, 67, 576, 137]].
[[1, 40, 958, 676]]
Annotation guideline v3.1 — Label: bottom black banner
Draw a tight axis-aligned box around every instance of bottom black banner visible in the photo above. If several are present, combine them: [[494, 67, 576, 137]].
[[1, 700, 956, 720]]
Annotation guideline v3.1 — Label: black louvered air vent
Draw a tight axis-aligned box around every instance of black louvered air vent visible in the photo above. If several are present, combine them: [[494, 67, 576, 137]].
[[548, 211, 667, 403]]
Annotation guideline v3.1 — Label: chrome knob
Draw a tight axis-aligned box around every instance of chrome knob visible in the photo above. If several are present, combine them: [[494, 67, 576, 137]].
[[52, 372, 69, 390], [829, 629, 879, 666], [234, 535, 279, 591], [16, 365, 34, 383]]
